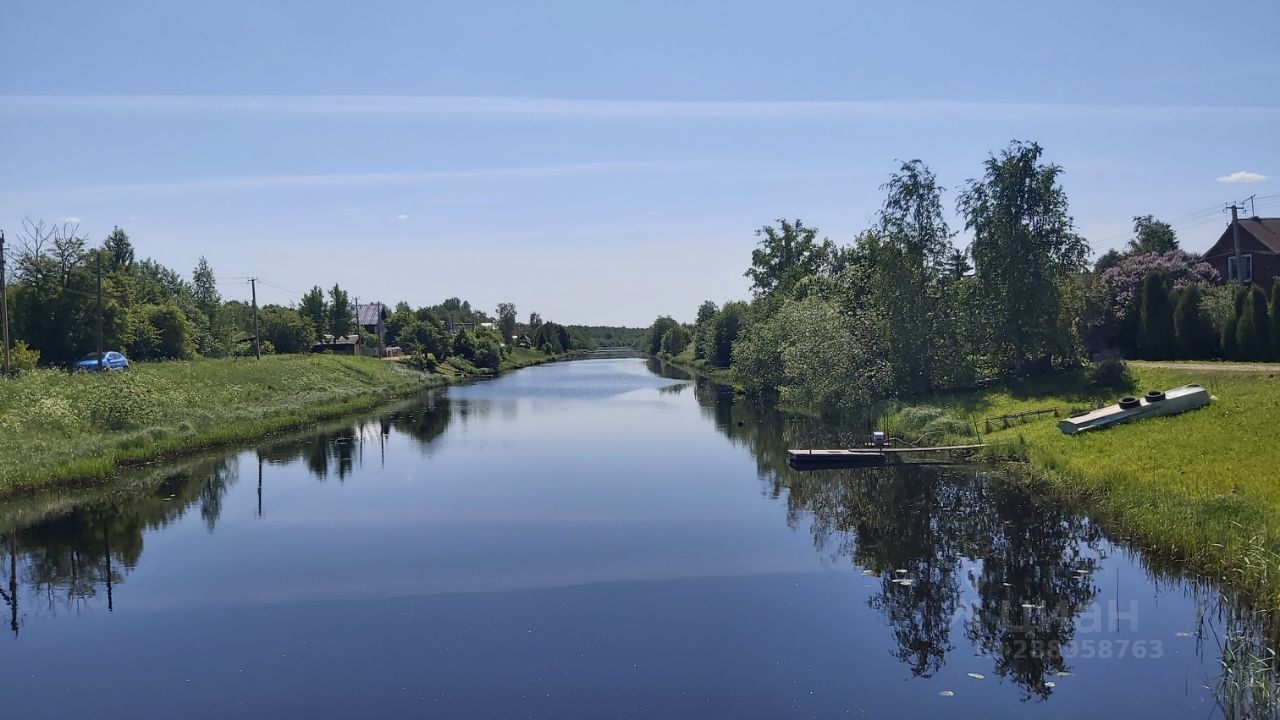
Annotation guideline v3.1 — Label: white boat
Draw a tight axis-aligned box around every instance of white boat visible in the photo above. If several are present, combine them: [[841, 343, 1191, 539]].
[[1058, 384, 1211, 435]]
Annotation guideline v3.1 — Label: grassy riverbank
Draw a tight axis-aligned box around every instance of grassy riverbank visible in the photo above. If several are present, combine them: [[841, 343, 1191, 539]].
[[0, 355, 440, 494], [890, 364, 1280, 609]]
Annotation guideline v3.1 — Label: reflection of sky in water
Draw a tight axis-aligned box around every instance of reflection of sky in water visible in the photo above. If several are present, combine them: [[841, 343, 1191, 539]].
[[0, 357, 1268, 718]]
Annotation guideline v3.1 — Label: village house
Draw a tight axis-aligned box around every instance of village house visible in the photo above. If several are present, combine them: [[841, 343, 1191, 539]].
[[356, 302, 389, 349], [1201, 217, 1280, 288]]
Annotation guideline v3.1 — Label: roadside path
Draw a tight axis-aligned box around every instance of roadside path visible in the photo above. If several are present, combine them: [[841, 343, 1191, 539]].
[[1132, 360, 1280, 373]]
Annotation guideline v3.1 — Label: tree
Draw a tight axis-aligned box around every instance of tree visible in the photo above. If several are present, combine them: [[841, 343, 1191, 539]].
[[731, 296, 891, 410], [1127, 215, 1179, 255], [473, 336, 502, 371], [191, 258, 220, 319], [532, 322, 565, 353], [104, 226, 135, 271], [528, 312, 542, 329], [745, 219, 834, 305], [693, 300, 719, 359], [1271, 279, 1280, 361], [1090, 250, 1219, 354], [452, 330, 476, 360], [945, 248, 972, 278], [1137, 273, 1174, 359], [127, 304, 196, 360], [1221, 310, 1240, 360], [1236, 285, 1271, 361], [258, 306, 316, 353], [496, 303, 517, 344], [1172, 285, 1216, 359], [398, 318, 451, 358], [958, 141, 1089, 374], [1093, 249, 1123, 274], [709, 302, 750, 367], [645, 316, 679, 356], [300, 286, 329, 337], [869, 159, 956, 392], [660, 325, 692, 356], [327, 285, 352, 336]]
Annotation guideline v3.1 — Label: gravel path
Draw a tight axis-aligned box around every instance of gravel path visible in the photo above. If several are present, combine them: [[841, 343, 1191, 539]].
[[1131, 361, 1280, 373]]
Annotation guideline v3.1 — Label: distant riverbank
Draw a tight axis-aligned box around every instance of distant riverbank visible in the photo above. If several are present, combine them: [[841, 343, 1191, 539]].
[[0, 350, 574, 496]]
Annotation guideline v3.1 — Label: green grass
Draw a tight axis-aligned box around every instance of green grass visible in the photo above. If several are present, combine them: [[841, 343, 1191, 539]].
[[893, 364, 1280, 609], [0, 354, 442, 495]]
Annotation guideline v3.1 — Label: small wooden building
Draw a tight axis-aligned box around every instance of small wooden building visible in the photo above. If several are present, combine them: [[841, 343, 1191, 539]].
[[1201, 217, 1280, 288], [312, 334, 362, 355]]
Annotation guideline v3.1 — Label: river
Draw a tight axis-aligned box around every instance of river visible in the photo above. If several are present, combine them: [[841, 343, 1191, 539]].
[[1, 354, 1274, 718]]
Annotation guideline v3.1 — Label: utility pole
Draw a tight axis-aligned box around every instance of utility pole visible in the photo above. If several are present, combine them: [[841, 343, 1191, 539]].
[[1228, 203, 1246, 286], [250, 278, 261, 359], [96, 250, 104, 370], [0, 230, 10, 376]]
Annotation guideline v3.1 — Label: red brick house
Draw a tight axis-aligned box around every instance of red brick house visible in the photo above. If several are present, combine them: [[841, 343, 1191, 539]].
[[1201, 217, 1280, 288]]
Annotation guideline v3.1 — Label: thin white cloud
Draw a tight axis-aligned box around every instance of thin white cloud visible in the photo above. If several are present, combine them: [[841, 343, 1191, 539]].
[[396, 213, 409, 220], [59, 215, 81, 224], [1217, 170, 1267, 184], [3, 94, 1278, 121], [1, 161, 685, 198]]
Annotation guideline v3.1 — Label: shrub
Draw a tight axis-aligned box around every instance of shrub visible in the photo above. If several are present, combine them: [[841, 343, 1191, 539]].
[[452, 330, 476, 361], [9, 340, 41, 373], [1089, 353, 1132, 389]]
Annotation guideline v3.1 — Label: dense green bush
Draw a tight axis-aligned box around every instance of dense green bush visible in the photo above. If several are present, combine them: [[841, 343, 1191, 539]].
[[659, 325, 692, 356], [474, 337, 502, 370], [9, 340, 41, 373], [1172, 285, 1217, 359], [1137, 272, 1173, 359], [258, 306, 315, 354], [1236, 285, 1271, 361]]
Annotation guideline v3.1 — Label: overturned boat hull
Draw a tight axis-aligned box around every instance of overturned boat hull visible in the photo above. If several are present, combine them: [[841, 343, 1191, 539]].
[[1058, 384, 1210, 435]]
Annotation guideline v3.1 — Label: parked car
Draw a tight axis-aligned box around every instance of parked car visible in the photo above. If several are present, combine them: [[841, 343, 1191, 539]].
[[75, 351, 130, 373]]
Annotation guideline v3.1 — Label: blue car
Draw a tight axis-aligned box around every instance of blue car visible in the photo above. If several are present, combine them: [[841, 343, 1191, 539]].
[[75, 351, 130, 373]]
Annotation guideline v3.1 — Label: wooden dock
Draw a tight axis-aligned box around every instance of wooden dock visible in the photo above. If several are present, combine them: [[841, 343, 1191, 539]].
[[787, 444, 987, 470]]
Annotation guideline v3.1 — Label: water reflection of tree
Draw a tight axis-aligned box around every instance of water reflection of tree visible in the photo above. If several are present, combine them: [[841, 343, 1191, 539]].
[[0, 455, 237, 635], [963, 487, 1101, 698], [257, 394, 453, 480], [1, 392, 457, 635], [665, 360, 1108, 696]]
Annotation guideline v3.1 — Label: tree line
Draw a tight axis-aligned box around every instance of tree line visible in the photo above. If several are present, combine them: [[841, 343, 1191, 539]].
[[2, 219, 594, 372], [641, 140, 1279, 413]]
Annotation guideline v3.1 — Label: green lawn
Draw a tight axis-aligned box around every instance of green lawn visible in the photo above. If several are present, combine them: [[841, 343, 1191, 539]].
[[903, 365, 1280, 608], [0, 354, 439, 494]]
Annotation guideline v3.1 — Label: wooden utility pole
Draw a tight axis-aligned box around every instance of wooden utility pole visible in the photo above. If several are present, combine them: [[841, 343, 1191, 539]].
[[1, 230, 10, 376], [250, 278, 261, 359], [96, 251, 104, 370], [1228, 203, 1246, 285]]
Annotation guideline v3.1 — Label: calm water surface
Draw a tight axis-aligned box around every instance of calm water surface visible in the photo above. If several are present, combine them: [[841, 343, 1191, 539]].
[[1, 356, 1273, 718]]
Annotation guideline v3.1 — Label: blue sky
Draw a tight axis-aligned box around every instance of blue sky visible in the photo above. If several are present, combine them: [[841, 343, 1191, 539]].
[[2, 1, 1276, 326]]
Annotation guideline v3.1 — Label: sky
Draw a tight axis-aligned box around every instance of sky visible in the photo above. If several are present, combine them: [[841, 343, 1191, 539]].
[[2, 0, 1277, 327]]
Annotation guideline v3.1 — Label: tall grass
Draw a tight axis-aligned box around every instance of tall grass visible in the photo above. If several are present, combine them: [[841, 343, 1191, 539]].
[[0, 354, 439, 494]]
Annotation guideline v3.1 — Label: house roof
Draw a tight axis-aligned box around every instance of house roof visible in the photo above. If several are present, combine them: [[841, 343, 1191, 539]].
[[1239, 218, 1280, 252], [1203, 217, 1280, 258], [355, 302, 386, 326]]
